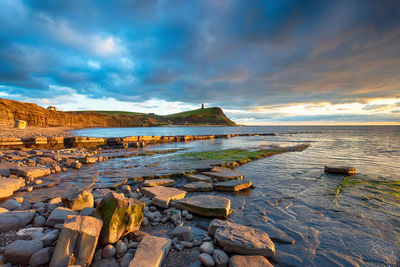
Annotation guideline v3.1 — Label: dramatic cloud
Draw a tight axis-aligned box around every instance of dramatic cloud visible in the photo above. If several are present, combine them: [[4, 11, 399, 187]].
[[0, 0, 399, 123]]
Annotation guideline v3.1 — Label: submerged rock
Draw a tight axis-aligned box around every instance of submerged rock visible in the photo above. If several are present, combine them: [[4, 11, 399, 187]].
[[177, 195, 231, 217], [229, 255, 273, 267], [143, 178, 175, 187], [141, 186, 186, 208], [50, 215, 103, 267], [95, 192, 145, 245], [209, 219, 275, 257], [214, 179, 252, 192], [128, 235, 171, 267], [184, 182, 213, 192]]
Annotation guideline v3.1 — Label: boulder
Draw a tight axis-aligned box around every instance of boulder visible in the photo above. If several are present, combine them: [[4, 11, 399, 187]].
[[199, 253, 215, 267], [200, 242, 214, 255], [184, 182, 213, 192], [102, 244, 116, 258], [0, 199, 21, 210], [214, 179, 252, 192], [209, 220, 275, 257], [95, 192, 145, 245], [143, 179, 175, 187], [229, 255, 273, 267], [30, 247, 54, 267], [50, 215, 103, 267], [177, 195, 231, 217], [46, 207, 78, 226], [64, 190, 94, 211], [0, 209, 35, 232], [0, 177, 24, 199], [128, 235, 171, 267], [186, 174, 212, 183], [4, 239, 43, 264], [10, 167, 51, 179], [141, 186, 186, 208]]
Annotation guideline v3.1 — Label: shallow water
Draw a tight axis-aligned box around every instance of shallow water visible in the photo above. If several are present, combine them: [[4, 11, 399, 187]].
[[23, 126, 400, 266]]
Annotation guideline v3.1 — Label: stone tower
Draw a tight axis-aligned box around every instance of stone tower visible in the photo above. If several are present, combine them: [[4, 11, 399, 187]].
[[201, 103, 204, 109]]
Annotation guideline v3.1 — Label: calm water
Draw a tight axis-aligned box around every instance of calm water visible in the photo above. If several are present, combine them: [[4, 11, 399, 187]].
[[24, 126, 400, 266]]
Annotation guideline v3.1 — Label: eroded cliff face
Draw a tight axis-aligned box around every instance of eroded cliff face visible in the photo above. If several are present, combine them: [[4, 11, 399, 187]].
[[0, 98, 162, 128], [0, 98, 236, 128]]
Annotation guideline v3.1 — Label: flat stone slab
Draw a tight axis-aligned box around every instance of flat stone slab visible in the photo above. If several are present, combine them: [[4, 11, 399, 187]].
[[229, 255, 273, 267], [177, 195, 231, 217], [184, 182, 213, 192], [0, 177, 24, 199], [214, 179, 252, 192], [201, 167, 244, 181], [143, 179, 175, 187], [210, 219, 275, 257], [0, 210, 36, 232], [10, 167, 51, 179], [186, 174, 212, 183], [141, 186, 186, 208], [129, 235, 171, 267], [324, 166, 356, 175]]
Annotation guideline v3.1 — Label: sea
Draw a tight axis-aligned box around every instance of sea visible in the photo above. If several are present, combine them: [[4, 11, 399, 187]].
[[29, 126, 400, 265]]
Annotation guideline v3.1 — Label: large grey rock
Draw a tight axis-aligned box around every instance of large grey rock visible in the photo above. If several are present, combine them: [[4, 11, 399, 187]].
[[95, 192, 144, 245], [201, 167, 243, 181], [213, 249, 229, 267], [46, 207, 77, 226], [33, 215, 46, 227], [214, 179, 252, 192], [4, 239, 43, 264], [102, 244, 116, 258], [229, 255, 273, 267], [39, 229, 59, 247], [143, 179, 175, 187], [199, 253, 215, 267], [177, 195, 231, 217], [50, 215, 103, 267], [141, 186, 186, 208], [0, 199, 21, 210], [184, 182, 213, 192], [210, 220, 275, 257], [200, 242, 214, 255], [128, 235, 171, 267], [171, 225, 193, 242], [30, 247, 54, 267], [186, 174, 212, 183], [0, 175, 24, 199], [0, 209, 35, 232]]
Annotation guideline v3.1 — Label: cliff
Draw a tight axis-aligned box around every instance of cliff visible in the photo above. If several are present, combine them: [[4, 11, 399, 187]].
[[0, 98, 236, 128]]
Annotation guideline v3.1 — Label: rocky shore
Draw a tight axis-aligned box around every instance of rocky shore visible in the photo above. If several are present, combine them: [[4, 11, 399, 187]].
[[0, 134, 309, 267]]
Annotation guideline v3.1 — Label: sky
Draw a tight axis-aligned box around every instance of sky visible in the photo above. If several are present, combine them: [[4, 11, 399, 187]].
[[0, 0, 399, 125]]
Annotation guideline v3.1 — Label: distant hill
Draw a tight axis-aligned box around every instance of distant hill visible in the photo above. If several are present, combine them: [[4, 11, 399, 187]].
[[0, 98, 236, 128]]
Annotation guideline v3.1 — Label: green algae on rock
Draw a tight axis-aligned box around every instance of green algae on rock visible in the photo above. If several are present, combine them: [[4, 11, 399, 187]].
[[95, 192, 144, 245]]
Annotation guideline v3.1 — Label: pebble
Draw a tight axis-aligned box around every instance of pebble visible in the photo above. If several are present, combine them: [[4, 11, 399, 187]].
[[32, 201, 45, 209], [142, 217, 149, 226], [182, 209, 188, 217], [199, 253, 215, 267], [149, 205, 158, 212], [26, 186, 33, 192], [13, 197, 24, 203], [200, 242, 214, 255], [186, 214, 194, 220], [181, 241, 194, 248], [1, 199, 21, 210], [102, 244, 116, 258], [174, 243, 184, 251], [35, 179, 43, 185], [128, 241, 138, 249]]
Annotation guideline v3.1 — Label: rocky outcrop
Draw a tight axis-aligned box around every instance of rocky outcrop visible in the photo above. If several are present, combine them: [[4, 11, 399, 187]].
[[0, 98, 236, 127], [0, 177, 24, 199], [50, 215, 103, 267], [95, 192, 145, 245]]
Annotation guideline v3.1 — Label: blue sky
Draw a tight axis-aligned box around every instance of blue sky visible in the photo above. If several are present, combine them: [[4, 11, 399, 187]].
[[0, 0, 399, 125]]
